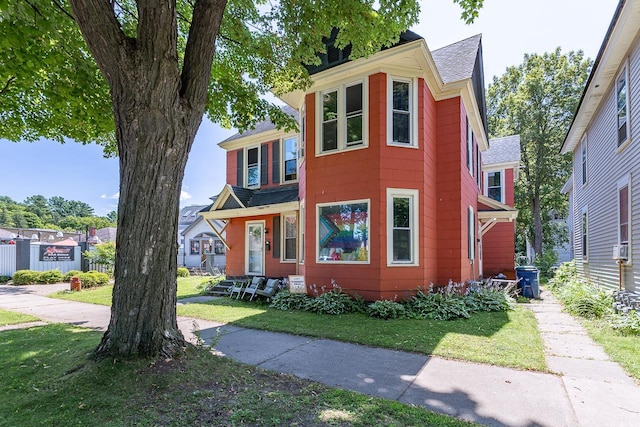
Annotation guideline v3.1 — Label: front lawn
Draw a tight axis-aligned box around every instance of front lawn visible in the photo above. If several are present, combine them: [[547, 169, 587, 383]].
[[0, 309, 39, 326], [581, 318, 640, 380], [0, 324, 476, 426], [51, 284, 547, 371]]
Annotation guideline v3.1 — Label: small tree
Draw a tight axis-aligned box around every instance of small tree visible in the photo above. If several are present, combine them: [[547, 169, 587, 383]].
[[84, 242, 116, 276]]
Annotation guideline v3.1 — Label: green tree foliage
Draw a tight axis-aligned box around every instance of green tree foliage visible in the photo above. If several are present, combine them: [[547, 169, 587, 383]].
[[487, 49, 591, 257], [84, 242, 116, 275], [1, 1, 483, 359]]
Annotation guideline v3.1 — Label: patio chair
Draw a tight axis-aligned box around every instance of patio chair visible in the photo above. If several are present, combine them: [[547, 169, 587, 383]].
[[241, 276, 266, 301], [255, 278, 281, 301], [228, 279, 249, 299]]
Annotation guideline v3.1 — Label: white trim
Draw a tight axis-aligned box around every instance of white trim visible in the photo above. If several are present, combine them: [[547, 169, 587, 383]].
[[581, 134, 588, 186], [615, 61, 630, 148], [386, 188, 419, 266], [617, 174, 632, 264], [387, 76, 419, 148], [581, 206, 589, 262], [316, 198, 371, 264], [245, 221, 265, 276], [466, 116, 474, 176], [468, 206, 476, 261], [316, 79, 369, 156], [245, 145, 261, 189], [200, 201, 300, 220]]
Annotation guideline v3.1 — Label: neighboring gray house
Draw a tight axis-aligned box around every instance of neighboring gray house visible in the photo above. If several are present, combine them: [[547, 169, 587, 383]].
[[178, 204, 226, 270], [561, 0, 640, 293]]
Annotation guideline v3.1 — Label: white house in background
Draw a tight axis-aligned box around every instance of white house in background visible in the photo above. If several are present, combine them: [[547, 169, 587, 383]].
[[561, 0, 640, 293], [178, 204, 208, 246], [178, 204, 226, 270]]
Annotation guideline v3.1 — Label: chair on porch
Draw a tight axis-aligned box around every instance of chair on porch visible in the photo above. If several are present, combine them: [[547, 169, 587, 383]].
[[241, 276, 266, 301], [255, 278, 281, 302], [228, 279, 249, 299]]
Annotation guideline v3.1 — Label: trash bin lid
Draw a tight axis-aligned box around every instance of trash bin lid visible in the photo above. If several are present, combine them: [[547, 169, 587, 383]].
[[515, 266, 539, 272]]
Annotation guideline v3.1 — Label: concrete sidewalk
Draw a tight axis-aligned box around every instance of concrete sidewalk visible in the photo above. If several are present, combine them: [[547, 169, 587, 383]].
[[1, 284, 639, 426]]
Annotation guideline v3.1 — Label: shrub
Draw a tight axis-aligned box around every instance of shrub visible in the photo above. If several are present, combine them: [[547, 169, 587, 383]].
[[0, 275, 11, 283], [608, 311, 640, 336], [406, 288, 471, 320], [306, 289, 358, 315], [177, 267, 190, 277], [556, 279, 612, 319], [12, 270, 42, 285], [270, 290, 312, 311], [63, 270, 83, 282], [547, 260, 577, 291], [466, 288, 513, 312], [367, 300, 406, 320], [78, 271, 110, 288], [39, 269, 64, 284]]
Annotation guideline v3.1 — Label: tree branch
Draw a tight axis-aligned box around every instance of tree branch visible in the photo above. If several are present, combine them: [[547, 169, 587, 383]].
[[0, 76, 17, 95], [180, 0, 228, 109], [69, 0, 131, 87]]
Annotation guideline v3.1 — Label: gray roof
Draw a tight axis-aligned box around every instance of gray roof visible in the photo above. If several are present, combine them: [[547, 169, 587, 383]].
[[432, 34, 482, 84], [179, 205, 209, 225], [217, 184, 299, 210], [222, 105, 299, 143], [483, 135, 521, 165]]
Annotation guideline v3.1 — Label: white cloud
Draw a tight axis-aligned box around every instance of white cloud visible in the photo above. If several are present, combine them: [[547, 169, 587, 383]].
[[100, 192, 120, 200], [180, 190, 192, 201]]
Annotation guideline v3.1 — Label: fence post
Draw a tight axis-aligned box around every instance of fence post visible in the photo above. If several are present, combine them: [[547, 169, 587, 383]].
[[79, 242, 89, 272], [15, 239, 30, 271]]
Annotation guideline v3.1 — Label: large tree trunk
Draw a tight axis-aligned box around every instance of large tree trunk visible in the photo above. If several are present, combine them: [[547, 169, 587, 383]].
[[70, 0, 227, 358]]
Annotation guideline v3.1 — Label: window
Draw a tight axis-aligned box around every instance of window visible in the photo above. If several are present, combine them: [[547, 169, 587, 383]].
[[389, 78, 414, 145], [300, 103, 306, 159], [246, 146, 260, 188], [486, 171, 503, 202], [618, 177, 630, 246], [581, 135, 588, 185], [317, 200, 369, 263], [282, 137, 298, 182], [582, 207, 588, 260], [214, 240, 225, 255], [476, 149, 481, 189], [616, 64, 630, 147], [190, 240, 200, 255], [387, 189, 419, 265], [468, 206, 475, 260], [318, 81, 366, 154], [466, 117, 474, 175], [283, 214, 297, 261]]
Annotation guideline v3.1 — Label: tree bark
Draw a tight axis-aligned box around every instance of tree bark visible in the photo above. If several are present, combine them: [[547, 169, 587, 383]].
[[69, 0, 227, 358]]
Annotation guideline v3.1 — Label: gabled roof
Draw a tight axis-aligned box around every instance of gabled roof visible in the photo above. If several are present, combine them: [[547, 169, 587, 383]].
[[201, 184, 300, 220], [432, 34, 482, 84], [221, 105, 299, 144], [562, 0, 640, 153], [483, 135, 521, 166]]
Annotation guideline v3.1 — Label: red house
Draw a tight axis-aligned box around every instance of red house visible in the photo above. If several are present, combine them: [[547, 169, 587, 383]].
[[201, 31, 518, 301]]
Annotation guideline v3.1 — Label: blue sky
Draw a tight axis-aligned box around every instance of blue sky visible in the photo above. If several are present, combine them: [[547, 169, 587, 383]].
[[1, 0, 619, 216]]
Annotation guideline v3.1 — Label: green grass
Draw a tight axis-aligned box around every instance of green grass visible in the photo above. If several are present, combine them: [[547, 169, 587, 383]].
[[178, 299, 547, 371], [52, 276, 208, 305], [50, 282, 547, 371], [581, 318, 640, 380], [0, 324, 477, 426], [0, 309, 39, 326]]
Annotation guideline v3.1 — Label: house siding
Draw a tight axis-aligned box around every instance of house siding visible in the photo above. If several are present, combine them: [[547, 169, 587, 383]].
[[571, 36, 640, 293], [482, 168, 516, 277]]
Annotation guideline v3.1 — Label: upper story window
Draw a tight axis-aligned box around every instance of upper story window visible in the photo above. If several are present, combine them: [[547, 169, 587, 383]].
[[300, 103, 306, 159], [485, 171, 503, 202], [318, 81, 366, 154], [246, 146, 260, 188], [466, 117, 474, 175], [282, 136, 298, 183], [387, 77, 417, 146], [616, 64, 630, 147], [581, 135, 588, 185]]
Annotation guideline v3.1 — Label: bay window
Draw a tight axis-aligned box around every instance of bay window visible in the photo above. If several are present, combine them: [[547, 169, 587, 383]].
[[318, 81, 366, 154]]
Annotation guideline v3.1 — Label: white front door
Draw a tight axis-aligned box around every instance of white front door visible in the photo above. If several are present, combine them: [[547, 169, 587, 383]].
[[246, 222, 265, 276]]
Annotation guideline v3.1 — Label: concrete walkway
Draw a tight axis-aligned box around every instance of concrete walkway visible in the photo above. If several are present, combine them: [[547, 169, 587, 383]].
[[1, 284, 639, 426]]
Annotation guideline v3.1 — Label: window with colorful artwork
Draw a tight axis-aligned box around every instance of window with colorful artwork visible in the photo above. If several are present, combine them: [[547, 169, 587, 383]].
[[317, 200, 369, 263]]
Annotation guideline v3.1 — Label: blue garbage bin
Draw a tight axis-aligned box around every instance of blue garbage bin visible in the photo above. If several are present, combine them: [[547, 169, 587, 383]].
[[515, 266, 539, 298]]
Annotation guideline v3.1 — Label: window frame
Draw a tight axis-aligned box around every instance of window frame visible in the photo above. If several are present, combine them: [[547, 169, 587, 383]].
[[468, 206, 476, 261], [615, 62, 630, 148], [281, 213, 298, 262], [581, 134, 588, 186], [281, 136, 299, 183], [582, 206, 589, 261], [617, 175, 631, 263], [386, 188, 419, 266], [316, 198, 370, 264], [245, 221, 265, 276], [316, 79, 368, 156], [466, 117, 474, 176], [484, 170, 504, 203], [387, 76, 418, 148], [245, 145, 261, 189], [189, 239, 201, 256]]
